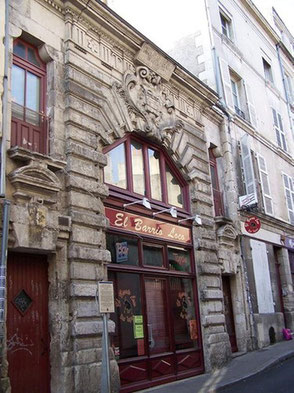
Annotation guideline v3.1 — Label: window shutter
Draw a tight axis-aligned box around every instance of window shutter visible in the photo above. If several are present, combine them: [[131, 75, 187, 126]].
[[283, 174, 294, 224], [272, 108, 287, 151], [240, 134, 257, 197], [244, 82, 257, 128], [257, 154, 273, 215], [219, 58, 234, 109]]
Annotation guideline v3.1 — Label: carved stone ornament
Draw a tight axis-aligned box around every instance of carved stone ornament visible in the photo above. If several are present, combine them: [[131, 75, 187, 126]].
[[112, 66, 184, 146], [9, 160, 61, 204], [217, 224, 238, 241]]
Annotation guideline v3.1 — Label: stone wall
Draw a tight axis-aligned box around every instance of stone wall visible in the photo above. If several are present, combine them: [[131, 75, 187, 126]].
[[1, 0, 236, 391]]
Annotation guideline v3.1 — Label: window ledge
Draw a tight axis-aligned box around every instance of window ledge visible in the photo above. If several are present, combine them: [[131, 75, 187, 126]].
[[221, 34, 243, 58], [8, 146, 66, 172], [214, 215, 233, 225], [265, 80, 281, 98]]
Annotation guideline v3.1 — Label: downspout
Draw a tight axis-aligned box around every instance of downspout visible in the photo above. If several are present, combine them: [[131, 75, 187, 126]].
[[0, 200, 10, 330], [276, 43, 294, 139], [0, 0, 10, 348], [204, 0, 224, 99], [1, 0, 9, 196]]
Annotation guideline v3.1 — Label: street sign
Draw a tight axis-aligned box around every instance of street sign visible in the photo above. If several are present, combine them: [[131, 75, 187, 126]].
[[244, 216, 261, 234], [98, 281, 114, 313]]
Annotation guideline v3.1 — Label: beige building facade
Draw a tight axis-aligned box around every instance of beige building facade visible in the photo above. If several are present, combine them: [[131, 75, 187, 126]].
[[0, 1, 248, 392], [170, 0, 294, 349]]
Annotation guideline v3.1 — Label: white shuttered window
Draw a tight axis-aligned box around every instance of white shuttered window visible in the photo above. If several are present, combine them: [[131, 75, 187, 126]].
[[257, 155, 273, 215], [272, 109, 287, 151], [219, 58, 234, 109], [240, 134, 256, 197], [283, 173, 294, 225], [244, 82, 257, 128]]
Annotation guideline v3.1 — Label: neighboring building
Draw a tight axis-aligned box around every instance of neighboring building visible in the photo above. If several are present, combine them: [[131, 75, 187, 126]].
[[170, 0, 294, 349], [0, 1, 245, 392]]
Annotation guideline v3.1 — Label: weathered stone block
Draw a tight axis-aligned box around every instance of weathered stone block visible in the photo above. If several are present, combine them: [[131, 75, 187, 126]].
[[69, 244, 111, 262], [72, 319, 115, 336], [205, 314, 225, 326], [70, 210, 107, 228], [204, 276, 221, 288], [198, 263, 221, 275], [70, 262, 105, 280], [72, 299, 100, 318], [201, 289, 223, 300], [75, 348, 102, 364], [71, 225, 102, 246], [67, 176, 109, 198], [67, 156, 97, 178], [68, 190, 102, 212], [70, 283, 98, 297]]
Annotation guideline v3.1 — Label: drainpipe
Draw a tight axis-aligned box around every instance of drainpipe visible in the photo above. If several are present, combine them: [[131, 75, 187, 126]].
[[1, 0, 10, 196], [0, 0, 10, 350], [0, 200, 10, 329], [276, 43, 294, 139]]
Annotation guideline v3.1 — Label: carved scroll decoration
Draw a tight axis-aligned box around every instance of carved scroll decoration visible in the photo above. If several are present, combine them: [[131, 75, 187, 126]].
[[112, 66, 184, 147]]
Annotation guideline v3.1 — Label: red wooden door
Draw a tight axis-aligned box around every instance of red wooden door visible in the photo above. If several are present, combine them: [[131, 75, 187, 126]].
[[222, 276, 238, 353], [7, 254, 50, 393]]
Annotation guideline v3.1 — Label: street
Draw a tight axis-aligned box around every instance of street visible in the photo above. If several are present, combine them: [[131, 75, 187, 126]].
[[222, 356, 294, 393]]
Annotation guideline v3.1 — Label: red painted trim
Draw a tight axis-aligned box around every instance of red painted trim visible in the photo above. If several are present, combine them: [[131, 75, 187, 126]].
[[103, 134, 191, 215], [12, 39, 47, 154]]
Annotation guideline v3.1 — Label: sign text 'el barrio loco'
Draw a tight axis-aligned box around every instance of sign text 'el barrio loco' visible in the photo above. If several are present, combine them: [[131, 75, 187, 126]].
[[105, 207, 191, 244]]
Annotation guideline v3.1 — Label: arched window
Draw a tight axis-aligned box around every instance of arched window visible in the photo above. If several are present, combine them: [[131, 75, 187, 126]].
[[11, 39, 47, 154], [104, 134, 189, 212]]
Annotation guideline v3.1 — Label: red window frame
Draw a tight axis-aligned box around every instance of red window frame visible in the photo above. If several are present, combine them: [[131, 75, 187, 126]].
[[209, 148, 224, 217], [103, 134, 191, 215], [11, 39, 47, 154]]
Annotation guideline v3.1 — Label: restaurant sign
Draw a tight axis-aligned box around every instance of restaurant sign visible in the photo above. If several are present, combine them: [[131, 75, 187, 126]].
[[105, 207, 191, 244]]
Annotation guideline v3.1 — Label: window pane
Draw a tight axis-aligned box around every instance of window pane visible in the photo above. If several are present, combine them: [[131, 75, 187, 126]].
[[28, 47, 41, 67], [170, 277, 198, 350], [12, 65, 25, 106], [104, 143, 127, 188], [131, 141, 145, 195], [143, 244, 164, 267], [26, 72, 40, 111], [109, 272, 143, 359], [168, 247, 191, 272], [148, 149, 162, 201], [166, 165, 183, 208], [13, 42, 26, 59], [106, 234, 138, 266]]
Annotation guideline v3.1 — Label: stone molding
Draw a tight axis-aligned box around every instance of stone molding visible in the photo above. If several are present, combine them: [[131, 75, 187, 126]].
[[217, 224, 239, 241], [9, 160, 61, 204]]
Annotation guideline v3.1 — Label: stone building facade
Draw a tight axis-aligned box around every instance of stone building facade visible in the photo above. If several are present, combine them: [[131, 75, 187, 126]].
[[0, 1, 251, 392]]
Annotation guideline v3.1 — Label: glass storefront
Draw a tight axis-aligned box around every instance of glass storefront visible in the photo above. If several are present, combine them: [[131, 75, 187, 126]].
[[106, 228, 203, 391]]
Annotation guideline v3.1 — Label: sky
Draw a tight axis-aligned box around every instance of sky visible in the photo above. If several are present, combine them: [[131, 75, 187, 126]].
[[107, 0, 294, 52]]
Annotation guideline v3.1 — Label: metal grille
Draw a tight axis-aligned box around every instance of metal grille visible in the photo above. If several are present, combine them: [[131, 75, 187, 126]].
[[13, 290, 32, 314]]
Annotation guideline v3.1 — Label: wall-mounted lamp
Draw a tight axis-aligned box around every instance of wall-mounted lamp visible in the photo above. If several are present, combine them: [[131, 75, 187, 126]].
[[123, 197, 152, 210], [153, 207, 177, 218], [178, 215, 202, 226]]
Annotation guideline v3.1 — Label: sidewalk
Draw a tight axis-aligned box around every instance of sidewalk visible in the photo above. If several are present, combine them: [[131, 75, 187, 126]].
[[141, 339, 294, 393]]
